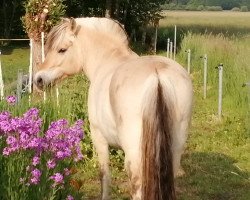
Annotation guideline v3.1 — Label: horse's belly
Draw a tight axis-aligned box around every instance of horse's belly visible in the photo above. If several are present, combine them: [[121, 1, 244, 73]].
[[99, 120, 120, 147]]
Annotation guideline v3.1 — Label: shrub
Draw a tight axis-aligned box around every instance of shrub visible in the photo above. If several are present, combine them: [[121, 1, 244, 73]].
[[231, 7, 240, 12], [197, 5, 205, 11], [206, 6, 223, 11], [241, 6, 248, 12], [185, 5, 197, 11]]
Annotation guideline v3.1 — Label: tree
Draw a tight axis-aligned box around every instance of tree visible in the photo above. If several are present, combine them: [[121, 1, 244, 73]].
[[0, 0, 24, 39], [22, 0, 66, 91]]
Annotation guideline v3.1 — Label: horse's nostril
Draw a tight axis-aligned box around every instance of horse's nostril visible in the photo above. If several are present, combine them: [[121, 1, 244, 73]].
[[36, 76, 44, 88], [37, 77, 43, 83]]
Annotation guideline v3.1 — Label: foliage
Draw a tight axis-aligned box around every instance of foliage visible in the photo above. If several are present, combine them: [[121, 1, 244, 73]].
[[22, 0, 66, 41], [232, 7, 241, 11], [241, 5, 249, 11], [0, 101, 85, 199]]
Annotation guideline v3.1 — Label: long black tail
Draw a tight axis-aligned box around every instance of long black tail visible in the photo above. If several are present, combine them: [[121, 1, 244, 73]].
[[141, 76, 176, 200]]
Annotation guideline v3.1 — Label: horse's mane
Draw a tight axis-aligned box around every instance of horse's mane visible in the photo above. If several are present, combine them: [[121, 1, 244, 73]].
[[46, 17, 129, 52]]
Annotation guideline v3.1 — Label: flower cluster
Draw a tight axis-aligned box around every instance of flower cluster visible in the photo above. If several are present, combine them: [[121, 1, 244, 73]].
[[6, 95, 16, 105], [0, 108, 84, 199]]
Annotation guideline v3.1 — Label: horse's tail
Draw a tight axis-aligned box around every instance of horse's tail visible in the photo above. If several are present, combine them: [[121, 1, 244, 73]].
[[141, 71, 176, 200]]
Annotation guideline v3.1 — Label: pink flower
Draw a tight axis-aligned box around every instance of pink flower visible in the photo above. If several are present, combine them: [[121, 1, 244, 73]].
[[47, 159, 56, 169], [6, 95, 16, 105], [30, 168, 41, 185], [66, 195, 74, 200], [50, 173, 64, 185], [32, 156, 40, 166]]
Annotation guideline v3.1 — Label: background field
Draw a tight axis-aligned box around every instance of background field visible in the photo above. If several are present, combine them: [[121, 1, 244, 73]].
[[0, 11, 249, 199]]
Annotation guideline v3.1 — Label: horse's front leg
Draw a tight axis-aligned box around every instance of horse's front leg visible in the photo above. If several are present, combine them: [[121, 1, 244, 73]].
[[90, 126, 110, 200]]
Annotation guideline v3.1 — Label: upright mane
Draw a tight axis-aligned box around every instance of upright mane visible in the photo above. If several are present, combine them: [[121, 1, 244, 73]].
[[45, 17, 129, 52]]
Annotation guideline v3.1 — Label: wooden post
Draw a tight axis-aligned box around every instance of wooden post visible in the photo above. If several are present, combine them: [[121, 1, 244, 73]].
[[17, 69, 23, 104], [0, 50, 4, 100], [174, 25, 177, 60], [217, 63, 223, 120]]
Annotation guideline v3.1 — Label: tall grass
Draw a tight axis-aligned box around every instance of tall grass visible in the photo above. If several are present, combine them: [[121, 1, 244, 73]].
[[178, 33, 249, 115]]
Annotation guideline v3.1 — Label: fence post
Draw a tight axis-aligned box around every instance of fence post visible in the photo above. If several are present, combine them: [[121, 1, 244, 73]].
[[17, 69, 23, 104], [174, 25, 177, 60], [0, 50, 4, 100], [167, 38, 170, 58], [170, 41, 173, 59], [203, 54, 208, 99], [187, 49, 191, 74], [28, 39, 33, 105], [41, 32, 47, 103], [217, 63, 223, 120]]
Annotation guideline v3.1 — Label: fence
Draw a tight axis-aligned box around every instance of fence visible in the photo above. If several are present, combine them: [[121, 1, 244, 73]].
[[0, 33, 59, 106]]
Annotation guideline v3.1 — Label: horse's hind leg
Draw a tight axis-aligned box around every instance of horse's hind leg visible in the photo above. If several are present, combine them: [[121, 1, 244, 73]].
[[172, 119, 190, 177], [90, 127, 110, 200], [124, 150, 142, 200]]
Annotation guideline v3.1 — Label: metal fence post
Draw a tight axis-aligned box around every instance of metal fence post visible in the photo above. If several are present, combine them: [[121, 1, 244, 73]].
[[167, 38, 170, 58], [170, 41, 173, 59], [217, 63, 223, 120], [203, 54, 208, 99], [186, 49, 191, 74]]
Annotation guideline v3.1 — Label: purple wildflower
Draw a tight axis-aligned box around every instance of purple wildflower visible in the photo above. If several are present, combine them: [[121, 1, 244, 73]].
[[3, 147, 10, 156], [6, 95, 16, 105], [50, 173, 64, 184], [66, 195, 74, 200], [47, 159, 56, 169], [32, 156, 40, 166], [30, 168, 41, 185]]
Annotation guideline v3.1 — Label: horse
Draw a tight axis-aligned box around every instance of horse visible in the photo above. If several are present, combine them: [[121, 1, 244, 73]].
[[34, 17, 193, 200]]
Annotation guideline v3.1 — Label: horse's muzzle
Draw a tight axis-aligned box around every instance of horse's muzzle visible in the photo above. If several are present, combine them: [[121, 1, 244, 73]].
[[34, 76, 45, 90]]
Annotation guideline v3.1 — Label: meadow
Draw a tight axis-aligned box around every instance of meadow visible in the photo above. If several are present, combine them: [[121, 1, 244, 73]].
[[0, 11, 249, 199]]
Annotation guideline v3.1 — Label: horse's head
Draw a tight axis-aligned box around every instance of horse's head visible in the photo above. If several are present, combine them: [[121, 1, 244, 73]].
[[34, 18, 82, 90]]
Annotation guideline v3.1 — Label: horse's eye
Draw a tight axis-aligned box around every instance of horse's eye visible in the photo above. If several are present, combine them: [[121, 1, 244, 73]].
[[58, 48, 67, 54]]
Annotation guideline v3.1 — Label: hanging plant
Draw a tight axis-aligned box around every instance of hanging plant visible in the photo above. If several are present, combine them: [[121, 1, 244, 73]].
[[22, 0, 66, 41]]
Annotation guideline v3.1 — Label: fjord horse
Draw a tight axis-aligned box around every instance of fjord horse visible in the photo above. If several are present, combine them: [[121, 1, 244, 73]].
[[34, 17, 193, 200]]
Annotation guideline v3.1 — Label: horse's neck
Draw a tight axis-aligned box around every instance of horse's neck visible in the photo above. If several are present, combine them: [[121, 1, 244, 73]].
[[78, 27, 137, 81]]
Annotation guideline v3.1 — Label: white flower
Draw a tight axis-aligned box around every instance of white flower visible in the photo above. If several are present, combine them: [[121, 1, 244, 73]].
[[43, 8, 49, 13]]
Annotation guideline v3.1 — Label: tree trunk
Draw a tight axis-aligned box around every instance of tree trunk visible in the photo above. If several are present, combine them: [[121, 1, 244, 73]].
[[105, 0, 112, 18], [114, 0, 120, 18], [3, 0, 18, 39], [31, 40, 42, 93], [141, 26, 147, 46]]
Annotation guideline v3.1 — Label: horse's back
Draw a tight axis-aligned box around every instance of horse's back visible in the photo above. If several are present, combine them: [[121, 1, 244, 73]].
[[109, 55, 193, 148]]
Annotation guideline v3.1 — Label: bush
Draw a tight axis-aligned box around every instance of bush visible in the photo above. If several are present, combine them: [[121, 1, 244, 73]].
[[197, 5, 205, 11], [185, 5, 197, 11], [231, 7, 240, 12], [206, 6, 223, 11], [241, 6, 248, 12]]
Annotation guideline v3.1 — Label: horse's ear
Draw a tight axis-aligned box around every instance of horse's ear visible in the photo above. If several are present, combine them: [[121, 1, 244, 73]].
[[70, 17, 77, 33]]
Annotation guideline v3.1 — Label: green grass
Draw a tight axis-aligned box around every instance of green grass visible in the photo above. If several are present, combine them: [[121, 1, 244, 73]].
[[0, 11, 250, 199], [161, 11, 250, 36]]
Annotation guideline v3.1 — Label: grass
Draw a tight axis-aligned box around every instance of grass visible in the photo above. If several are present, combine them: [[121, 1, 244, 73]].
[[0, 11, 250, 199], [160, 11, 250, 36]]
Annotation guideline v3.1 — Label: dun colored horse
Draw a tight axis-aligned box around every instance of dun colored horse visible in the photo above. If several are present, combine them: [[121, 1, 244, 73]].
[[34, 17, 193, 200]]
